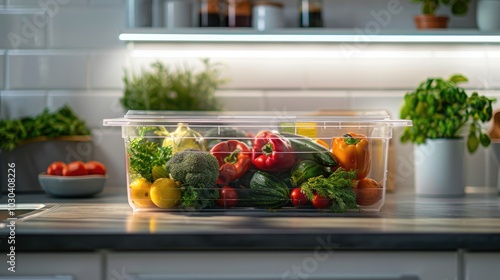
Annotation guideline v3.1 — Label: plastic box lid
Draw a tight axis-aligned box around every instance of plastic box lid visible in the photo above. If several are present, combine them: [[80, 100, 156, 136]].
[[103, 110, 412, 130]]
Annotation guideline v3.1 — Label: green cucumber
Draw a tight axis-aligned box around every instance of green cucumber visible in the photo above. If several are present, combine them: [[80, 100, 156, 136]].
[[239, 171, 290, 209], [280, 132, 338, 167], [291, 160, 327, 187]]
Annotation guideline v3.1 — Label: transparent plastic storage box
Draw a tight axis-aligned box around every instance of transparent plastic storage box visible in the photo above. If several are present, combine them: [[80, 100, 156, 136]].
[[104, 111, 411, 212]]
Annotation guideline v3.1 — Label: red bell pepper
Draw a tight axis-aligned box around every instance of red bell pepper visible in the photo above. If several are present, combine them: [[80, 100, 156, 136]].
[[210, 140, 252, 185], [252, 131, 295, 172]]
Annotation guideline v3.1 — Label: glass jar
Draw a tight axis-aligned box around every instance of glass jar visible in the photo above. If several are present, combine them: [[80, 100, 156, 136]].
[[252, 1, 284, 31], [299, 0, 323, 28], [199, 0, 227, 27], [227, 0, 252, 27], [127, 0, 152, 28]]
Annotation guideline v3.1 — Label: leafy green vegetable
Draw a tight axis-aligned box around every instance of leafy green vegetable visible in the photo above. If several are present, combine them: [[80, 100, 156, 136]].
[[0, 105, 90, 151], [179, 184, 219, 209], [300, 168, 358, 213], [411, 0, 469, 16], [127, 127, 172, 183], [166, 148, 220, 209], [121, 59, 226, 111], [400, 75, 496, 153]]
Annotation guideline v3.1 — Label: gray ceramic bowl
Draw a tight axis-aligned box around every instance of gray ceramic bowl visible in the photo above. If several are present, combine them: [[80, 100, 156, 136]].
[[38, 173, 107, 198]]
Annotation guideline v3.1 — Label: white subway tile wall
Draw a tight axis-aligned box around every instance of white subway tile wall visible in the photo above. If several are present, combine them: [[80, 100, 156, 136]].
[[1, 0, 498, 191], [47, 6, 124, 49], [89, 50, 129, 89], [0, 90, 47, 119], [216, 90, 265, 111], [264, 90, 350, 111], [89, 0, 123, 6], [0, 51, 4, 89], [47, 90, 125, 128], [8, 51, 88, 89], [7, 0, 89, 6], [0, 9, 47, 49]]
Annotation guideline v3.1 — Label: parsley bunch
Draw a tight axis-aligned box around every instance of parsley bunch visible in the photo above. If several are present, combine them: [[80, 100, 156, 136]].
[[0, 105, 90, 151], [300, 168, 358, 213], [127, 127, 172, 183]]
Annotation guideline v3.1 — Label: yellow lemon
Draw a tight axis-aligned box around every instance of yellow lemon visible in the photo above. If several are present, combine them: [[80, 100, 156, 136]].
[[150, 178, 181, 209], [129, 178, 155, 208]]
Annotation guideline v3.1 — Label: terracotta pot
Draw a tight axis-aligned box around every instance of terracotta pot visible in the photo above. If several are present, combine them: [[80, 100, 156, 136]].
[[414, 15, 449, 29]]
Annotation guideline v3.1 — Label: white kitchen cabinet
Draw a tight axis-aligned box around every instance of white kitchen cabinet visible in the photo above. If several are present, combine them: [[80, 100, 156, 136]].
[[465, 252, 500, 279], [107, 251, 457, 280], [0, 253, 102, 280]]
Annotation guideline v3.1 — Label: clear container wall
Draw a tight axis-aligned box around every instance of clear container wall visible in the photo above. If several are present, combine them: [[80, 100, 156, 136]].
[[105, 111, 405, 213]]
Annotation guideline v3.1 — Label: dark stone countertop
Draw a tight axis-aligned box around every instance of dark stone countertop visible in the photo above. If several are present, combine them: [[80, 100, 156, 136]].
[[1, 187, 500, 252]]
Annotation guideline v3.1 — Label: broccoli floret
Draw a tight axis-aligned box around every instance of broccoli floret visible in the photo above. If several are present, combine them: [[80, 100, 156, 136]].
[[166, 148, 220, 209], [166, 148, 219, 188]]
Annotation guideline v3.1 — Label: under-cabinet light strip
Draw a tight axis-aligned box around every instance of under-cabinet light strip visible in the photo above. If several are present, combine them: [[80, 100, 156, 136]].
[[119, 33, 500, 43], [130, 49, 500, 59]]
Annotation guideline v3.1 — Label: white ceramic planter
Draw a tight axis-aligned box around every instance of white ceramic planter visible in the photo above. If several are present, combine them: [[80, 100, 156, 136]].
[[477, 0, 500, 31], [491, 142, 500, 193], [414, 138, 465, 197]]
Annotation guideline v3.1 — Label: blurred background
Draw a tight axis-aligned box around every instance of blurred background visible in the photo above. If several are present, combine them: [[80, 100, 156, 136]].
[[0, 0, 498, 191]]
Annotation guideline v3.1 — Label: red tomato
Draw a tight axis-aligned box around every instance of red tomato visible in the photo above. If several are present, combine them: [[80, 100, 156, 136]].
[[46, 162, 66, 176], [62, 161, 89, 176], [311, 194, 332, 209], [84, 161, 107, 175], [215, 186, 238, 208], [290, 188, 308, 207]]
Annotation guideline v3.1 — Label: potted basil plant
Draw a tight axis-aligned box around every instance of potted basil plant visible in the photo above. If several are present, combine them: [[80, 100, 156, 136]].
[[400, 75, 496, 196], [411, 0, 470, 29]]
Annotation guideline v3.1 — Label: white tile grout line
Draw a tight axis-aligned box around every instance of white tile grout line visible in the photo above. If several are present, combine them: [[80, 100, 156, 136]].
[[4, 50, 9, 91]]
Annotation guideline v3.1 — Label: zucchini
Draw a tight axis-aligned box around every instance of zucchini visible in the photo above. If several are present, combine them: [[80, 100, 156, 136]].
[[205, 127, 251, 149], [152, 165, 169, 181], [280, 132, 338, 167], [291, 160, 327, 187], [239, 171, 290, 209]]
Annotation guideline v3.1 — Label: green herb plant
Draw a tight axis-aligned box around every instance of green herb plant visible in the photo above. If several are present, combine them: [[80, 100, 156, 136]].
[[411, 0, 470, 16], [127, 127, 173, 183], [300, 168, 359, 213], [0, 105, 90, 151], [121, 59, 226, 111], [400, 74, 496, 153]]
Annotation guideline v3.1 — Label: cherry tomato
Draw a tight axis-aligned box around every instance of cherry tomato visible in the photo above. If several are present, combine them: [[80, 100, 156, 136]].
[[63, 161, 89, 176], [311, 194, 332, 209], [46, 162, 66, 176], [215, 186, 238, 208], [290, 187, 308, 207], [84, 161, 107, 175]]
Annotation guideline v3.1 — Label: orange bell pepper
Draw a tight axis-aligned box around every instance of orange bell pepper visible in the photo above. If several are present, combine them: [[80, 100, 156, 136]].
[[331, 132, 371, 179]]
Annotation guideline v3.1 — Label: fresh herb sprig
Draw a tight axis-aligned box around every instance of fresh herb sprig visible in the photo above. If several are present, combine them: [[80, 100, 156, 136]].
[[127, 127, 172, 183], [301, 168, 358, 213], [0, 105, 90, 151], [121, 59, 226, 111]]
